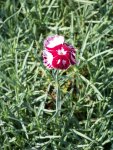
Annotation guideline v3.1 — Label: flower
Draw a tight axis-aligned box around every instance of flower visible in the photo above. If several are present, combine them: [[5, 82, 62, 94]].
[[43, 35, 76, 70]]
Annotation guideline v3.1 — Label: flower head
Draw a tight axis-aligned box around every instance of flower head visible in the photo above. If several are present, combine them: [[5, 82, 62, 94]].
[[43, 35, 76, 70]]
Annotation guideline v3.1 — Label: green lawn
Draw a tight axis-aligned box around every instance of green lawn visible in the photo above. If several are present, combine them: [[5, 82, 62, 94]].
[[0, 0, 113, 149]]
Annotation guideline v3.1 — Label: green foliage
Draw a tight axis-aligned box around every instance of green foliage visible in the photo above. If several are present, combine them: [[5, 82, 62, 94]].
[[0, 0, 113, 149]]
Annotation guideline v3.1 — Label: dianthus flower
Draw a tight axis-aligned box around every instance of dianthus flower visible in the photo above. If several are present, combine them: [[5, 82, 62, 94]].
[[43, 35, 76, 70]]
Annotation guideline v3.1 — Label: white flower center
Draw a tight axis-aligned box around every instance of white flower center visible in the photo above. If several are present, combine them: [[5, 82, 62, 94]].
[[57, 48, 66, 55]]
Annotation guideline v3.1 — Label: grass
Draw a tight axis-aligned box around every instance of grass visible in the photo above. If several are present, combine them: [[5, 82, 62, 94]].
[[0, 0, 113, 149]]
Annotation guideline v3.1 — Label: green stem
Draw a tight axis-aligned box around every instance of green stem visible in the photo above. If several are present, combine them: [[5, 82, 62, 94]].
[[55, 70, 61, 116]]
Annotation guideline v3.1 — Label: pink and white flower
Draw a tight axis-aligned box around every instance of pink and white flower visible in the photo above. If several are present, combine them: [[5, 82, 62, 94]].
[[43, 35, 76, 70]]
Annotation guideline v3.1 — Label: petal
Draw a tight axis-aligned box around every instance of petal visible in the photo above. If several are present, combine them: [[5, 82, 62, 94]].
[[70, 53, 76, 65], [63, 43, 76, 65], [44, 35, 64, 48], [63, 43, 76, 53], [43, 50, 54, 69], [52, 55, 70, 70]]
